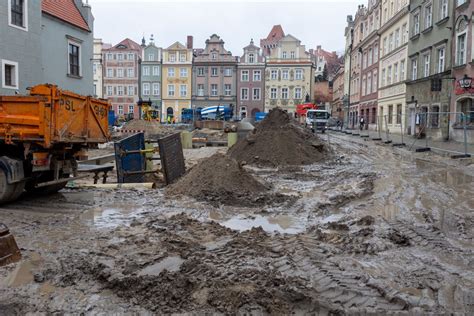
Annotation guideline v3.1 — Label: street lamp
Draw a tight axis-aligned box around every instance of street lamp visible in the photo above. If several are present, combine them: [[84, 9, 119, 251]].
[[459, 74, 472, 90]]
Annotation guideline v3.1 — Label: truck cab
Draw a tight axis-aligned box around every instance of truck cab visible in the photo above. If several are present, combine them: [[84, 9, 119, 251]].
[[306, 109, 330, 133]]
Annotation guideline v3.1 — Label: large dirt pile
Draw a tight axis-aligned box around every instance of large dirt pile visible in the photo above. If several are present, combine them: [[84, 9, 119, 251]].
[[168, 153, 287, 206], [228, 108, 330, 167]]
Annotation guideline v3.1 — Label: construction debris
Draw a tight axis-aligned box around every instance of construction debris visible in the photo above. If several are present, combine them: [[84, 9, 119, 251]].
[[228, 108, 331, 167]]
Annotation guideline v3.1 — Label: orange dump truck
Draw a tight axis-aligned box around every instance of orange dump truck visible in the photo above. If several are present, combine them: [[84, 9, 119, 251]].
[[0, 84, 110, 203]]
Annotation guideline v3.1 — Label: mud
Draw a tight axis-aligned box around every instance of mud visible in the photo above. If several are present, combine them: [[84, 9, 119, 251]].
[[0, 131, 473, 314], [168, 153, 290, 207], [228, 108, 331, 167]]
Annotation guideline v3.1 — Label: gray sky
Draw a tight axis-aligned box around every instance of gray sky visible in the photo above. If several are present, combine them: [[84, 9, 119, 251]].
[[89, 0, 361, 55]]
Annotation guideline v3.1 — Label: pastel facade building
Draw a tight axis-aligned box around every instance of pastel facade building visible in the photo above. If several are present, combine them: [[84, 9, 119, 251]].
[[141, 36, 162, 114]]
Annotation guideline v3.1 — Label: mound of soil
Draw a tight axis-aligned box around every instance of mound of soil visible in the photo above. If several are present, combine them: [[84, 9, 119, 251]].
[[228, 108, 330, 167], [168, 153, 287, 206]]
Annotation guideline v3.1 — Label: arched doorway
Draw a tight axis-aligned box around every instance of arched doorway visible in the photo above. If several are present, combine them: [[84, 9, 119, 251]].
[[251, 108, 259, 118], [166, 107, 174, 124]]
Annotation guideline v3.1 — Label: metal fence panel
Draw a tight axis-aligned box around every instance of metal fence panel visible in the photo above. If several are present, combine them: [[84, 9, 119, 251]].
[[114, 133, 146, 183], [158, 133, 186, 185]]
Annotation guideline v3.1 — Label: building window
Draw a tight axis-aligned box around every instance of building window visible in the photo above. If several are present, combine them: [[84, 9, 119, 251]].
[[368, 48, 373, 66], [367, 73, 372, 94], [248, 53, 255, 63], [117, 68, 124, 78], [440, 0, 448, 20], [224, 84, 231, 96], [68, 42, 81, 77], [180, 53, 186, 62], [395, 29, 400, 48], [411, 59, 418, 80], [401, 24, 407, 44], [180, 85, 187, 97], [281, 87, 288, 99], [456, 33, 467, 65], [211, 84, 218, 96], [147, 54, 154, 61], [211, 67, 218, 76], [373, 71, 378, 93], [107, 86, 113, 96], [168, 68, 175, 77], [431, 105, 440, 127], [423, 54, 430, 77], [197, 84, 204, 96], [211, 52, 217, 60], [414, 13, 420, 35], [362, 77, 366, 96], [107, 69, 113, 78], [143, 66, 150, 76], [9, 0, 28, 30], [118, 105, 124, 115], [153, 66, 159, 76], [295, 69, 303, 80], [253, 70, 261, 81], [253, 88, 260, 100], [457, 0, 467, 6], [128, 68, 134, 78], [141, 84, 148, 96], [294, 87, 302, 99], [282, 69, 289, 80], [383, 38, 388, 55], [117, 86, 124, 96], [374, 44, 379, 61], [153, 83, 160, 96], [180, 68, 188, 77], [271, 70, 278, 80], [128, 53, 134, 60], [396, 104, 402, 124], [270, 88, 277, 99], [107, 53, 113, 60], [224, 68, 232, 76], [119, 53, 125, 61], [388, 105, 393, 124], [282, 51, 287, 59], [168, 85, 175, 97], [128, 104, 134, 114], [424, 4, 432, 29], [169, 54, 176, 62], [437, 47, 445, 73], [458, 98, 474, 123], [241, 88, 249, 100], [128, 85, 134, 96], [394, 63, 398, 83], [388, 33, 393, 52], [290, 51, 295, 59], [400, 59, 405, 80], [198, 68, 205, 76], [2, 60, 19, 89], [387, 65, 392, 85], [241, 70, 249, 81]]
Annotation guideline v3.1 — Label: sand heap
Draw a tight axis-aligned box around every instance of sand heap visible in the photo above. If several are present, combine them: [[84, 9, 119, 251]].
[[168, 153, 287, 206], [228, 108, 330, 167]]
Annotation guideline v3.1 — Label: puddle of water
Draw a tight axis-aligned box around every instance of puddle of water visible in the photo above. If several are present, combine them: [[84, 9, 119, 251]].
[[6, 252, 43, 287], [81, 204, 143, 228], [221, 215, 304, 234], [138, 256, 184, 276]]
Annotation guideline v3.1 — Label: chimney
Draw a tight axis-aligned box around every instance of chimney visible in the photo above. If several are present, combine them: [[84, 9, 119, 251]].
[[187, 36, 193, 49], [309, 49, 314, 55], [317, 45, 321, 51]]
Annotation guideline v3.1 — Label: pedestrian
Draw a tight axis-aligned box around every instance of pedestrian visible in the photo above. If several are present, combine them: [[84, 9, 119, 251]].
[[359, 117, 365, 131]]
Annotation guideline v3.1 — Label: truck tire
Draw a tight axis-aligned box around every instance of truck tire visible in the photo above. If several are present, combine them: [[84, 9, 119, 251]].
[[0, 169, 24, 204]]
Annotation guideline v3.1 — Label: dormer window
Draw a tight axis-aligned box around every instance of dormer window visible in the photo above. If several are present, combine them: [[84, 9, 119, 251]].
[[282, 51, 287, 59], [212, 52, 217, 60], [290, 51, 295, 59], [248, 53, 255, 63]]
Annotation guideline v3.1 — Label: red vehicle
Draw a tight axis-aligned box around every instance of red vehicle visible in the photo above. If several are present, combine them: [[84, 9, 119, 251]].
[[296, 103, 318, 122]]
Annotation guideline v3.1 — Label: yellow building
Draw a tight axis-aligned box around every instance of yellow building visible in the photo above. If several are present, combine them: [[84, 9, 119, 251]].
[[265, 35, 314, 113], [162, 42, 193, 122]]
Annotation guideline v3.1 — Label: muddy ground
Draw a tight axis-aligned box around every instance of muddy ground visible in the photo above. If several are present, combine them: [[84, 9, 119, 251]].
[[1, 133, 473, 315]]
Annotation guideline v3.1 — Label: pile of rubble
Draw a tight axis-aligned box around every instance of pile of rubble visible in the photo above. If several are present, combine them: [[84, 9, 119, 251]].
[[228, 108, 331, 167]]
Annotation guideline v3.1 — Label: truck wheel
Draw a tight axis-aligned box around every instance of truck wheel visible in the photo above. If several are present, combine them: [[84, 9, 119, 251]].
[[0, 169, 23, 204]]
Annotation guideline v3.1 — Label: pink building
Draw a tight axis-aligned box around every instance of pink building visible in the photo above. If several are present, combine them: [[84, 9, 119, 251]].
[[102, 38, 142, 119], [236, 39, 265, 119]]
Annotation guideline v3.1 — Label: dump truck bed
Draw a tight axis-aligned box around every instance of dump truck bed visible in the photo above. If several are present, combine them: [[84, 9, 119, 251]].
[[0, 84, 109, 148]]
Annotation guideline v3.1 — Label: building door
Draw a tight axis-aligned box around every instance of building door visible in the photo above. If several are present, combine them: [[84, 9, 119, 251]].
[[166, 107, 174, 123], [240, 106, 247, 119]]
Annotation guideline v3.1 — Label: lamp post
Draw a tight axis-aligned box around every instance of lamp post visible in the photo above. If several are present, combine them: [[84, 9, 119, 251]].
[[459, 74, 472, 90]]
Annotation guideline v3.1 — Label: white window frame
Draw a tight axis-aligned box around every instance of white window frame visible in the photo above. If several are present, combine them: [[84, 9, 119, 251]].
[[282, 69, 289, 80], [437, 46, 445, 73], [117, 85, 124, 96], [143, 83, 150, 96], [152, 83, 160, 96], [270, 88, 277, 99], [211, 67, 218, 76], [143, 66, 150, 76], [117, 53, 123, 61], [168, 67, 175, 77], [117, 105, 124, 115], [414, 13, 420, 35], [393, 63, 398, 83], [67, 40, 82, 77], [128, 104, 134, 114], [198, 68, 205, 76], [411, 58, 418, 80], [168, 84, 175, 97], [282, 51, 287, 59], [252, 88, 261, 100], [8, 0, 28, 31], [1, 59, 19, 89], [180, 84, 187, 97], [224, 68, 232, 77], [281, 87, 289, 99], [211, 84, 218, 96], [423, 53, 430, 77], [424, 4, 433, 29], [400, 60, 405, 80], [179, 53, 186, 62], [241, 88, 249, 100], [128, 53, 134, 60], [128, 68, 134, 78], [128, 85, 134, 96], [440, 0, 448, 20], [290, 51, 295, 59], [367, 73, 372, 94], [241, 70, 249, 81], [107, 69, 113, 78], [152, 66, 159, 76], [180, 68, 188, 78], [294, 87, 302, 99], [253, 70, 261, 81], [295, 69, 303, 80], [402, 24, 407, 44], [107, 86, 113, 96], [456, 30, 467, 66], [169, 53, 176, 62], [248, 53, 255, 63], [271, 70, 278, 80], [197, 84, 204, 96], [117, 68, 124, 78], [224, 84, 232, 96], [387, 65, 392, 85]]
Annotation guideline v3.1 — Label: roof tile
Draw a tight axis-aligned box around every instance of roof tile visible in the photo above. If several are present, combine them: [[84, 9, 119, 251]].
[[42, 0, 90, 32]]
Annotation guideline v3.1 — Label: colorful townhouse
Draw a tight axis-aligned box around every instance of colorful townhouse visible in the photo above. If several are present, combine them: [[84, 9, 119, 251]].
[[140, 36, 162, 115]]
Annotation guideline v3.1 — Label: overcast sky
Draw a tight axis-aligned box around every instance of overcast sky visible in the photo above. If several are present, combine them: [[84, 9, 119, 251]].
[[88, 0, 361, 56]]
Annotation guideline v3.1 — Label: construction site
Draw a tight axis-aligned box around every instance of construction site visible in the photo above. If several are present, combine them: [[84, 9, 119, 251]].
[[1, 87, 474, 314]]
